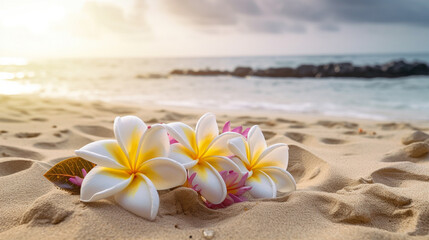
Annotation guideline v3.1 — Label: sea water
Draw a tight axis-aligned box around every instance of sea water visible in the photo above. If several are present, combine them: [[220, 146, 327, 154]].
[[1, 53, 428, 121]]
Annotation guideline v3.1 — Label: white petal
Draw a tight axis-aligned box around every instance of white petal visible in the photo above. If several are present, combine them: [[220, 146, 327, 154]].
[[164, 122, 197, 153], [115, 174, 159, 220], [254, 143, 289, 169], [139, 157, 187, 190], [259, 167, 296, 193], [75, 139, 129, 169], [80, 166, 132, 202], [247, 170, 277, 198], [228, 137, 250, 165], [189, 162, 227, 204], [201, 132, 243, 157], [168, 143, 198, 169], [204, 156, 244, 175], [114, 116, 147, 161], [195, 113, 219, 151], [230, 156, 251, 176], [247, 126, 267, 163], [136, 125, 170, 168]]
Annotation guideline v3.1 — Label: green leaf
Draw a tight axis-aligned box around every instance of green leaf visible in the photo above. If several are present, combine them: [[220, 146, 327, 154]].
[[44, 156, 95, 194]]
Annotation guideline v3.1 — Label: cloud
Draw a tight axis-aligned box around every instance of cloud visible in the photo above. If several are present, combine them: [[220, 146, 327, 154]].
[[68, 0, 149, 38], [277, 0, 429, 26], [159, 0, 429, 33], [241, 19, 306, 34], [159, 0, 238, 26], [159, 0, 301, 33]]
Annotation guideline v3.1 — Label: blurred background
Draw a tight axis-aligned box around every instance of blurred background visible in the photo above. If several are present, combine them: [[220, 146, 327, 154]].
[[1, 0, 429, 120]]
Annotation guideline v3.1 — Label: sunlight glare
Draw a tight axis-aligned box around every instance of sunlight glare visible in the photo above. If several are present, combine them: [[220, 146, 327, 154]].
[[0, 80, 41, 95], [0, 58, 28, 66], [1, 5, 66, 34]]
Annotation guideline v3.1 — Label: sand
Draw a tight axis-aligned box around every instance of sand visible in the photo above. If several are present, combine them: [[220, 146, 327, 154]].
[[0, 94, 428, 240]]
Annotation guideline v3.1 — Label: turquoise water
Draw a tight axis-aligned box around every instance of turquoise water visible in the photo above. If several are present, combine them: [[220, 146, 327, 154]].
[[1, 53, 428, 121]]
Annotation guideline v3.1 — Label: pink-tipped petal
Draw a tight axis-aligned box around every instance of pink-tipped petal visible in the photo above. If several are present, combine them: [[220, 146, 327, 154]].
[[222, 121, 231, 133], [203, 170, 252, 209], [185, 172, 201, 192], [231, 126, 243, 133], [222, 195, 235, 206], [242, 128, 250, 138], [234, 186, 252, 196], [189, 172, 197, 182], [219, 170, 228, 179], [223, 171, 239, 186], [82, 168, 88, 177], [236, 172, 249, 187], [193, 184, 201, 192], [69, 176, 83, 186], [229, 194, 245, 203]]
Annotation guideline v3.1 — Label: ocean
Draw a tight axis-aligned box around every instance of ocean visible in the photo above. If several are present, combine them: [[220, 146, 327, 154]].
[[1, 53, 429, 121]]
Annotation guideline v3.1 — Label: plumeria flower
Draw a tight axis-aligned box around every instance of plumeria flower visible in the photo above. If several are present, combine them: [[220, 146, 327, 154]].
[[228, 125, 296, 198], [69, 168, 88, 187], [222, 121, 250, 138], [165, 113, 244, 204], [75, 116, 187, 220], [204, 170, 251, 209]]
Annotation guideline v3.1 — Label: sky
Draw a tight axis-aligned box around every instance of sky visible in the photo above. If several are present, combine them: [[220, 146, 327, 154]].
[[1, 0, 429, 58]]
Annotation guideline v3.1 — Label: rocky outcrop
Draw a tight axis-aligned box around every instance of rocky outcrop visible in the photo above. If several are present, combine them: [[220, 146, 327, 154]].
[[169, 60, 429, 79], [232, 67, 252, 77]]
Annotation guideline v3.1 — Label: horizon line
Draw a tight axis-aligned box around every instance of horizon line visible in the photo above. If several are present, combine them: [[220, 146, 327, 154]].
[[3, 50, 429, 61]]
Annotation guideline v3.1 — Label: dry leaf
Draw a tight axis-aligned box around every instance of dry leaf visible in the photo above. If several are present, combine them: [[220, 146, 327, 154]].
[[44, 156, 95, 194]]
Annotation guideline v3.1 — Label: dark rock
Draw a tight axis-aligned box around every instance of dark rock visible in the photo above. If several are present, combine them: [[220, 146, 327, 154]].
[[333, 62, 354, 76], [167, 60, 429, 79], [351, 66, 379, 78], [136, 73, 167, 79], [409, 62, 429, 75], [232, 67, 252, 77], [252, 69, 268, 77], [187, 69, 228, 76], [296, 65, 317, 77], [260, 67, 295, 77], [382, 60, 409, 77], [170, 69, 185, 75], [317, 63, 336, 77]]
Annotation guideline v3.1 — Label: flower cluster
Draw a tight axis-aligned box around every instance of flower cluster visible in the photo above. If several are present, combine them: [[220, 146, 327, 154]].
[[75, 113, 296, 221]]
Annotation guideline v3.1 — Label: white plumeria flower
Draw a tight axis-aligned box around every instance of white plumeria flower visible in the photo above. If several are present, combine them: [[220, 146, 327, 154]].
[[165, 113, 244, 204], [228, 125, 296, 198], [75, 116, 187, 220]]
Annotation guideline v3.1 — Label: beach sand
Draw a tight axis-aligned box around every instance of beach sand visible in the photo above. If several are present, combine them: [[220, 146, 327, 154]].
[[0, 94, 428, 240]]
